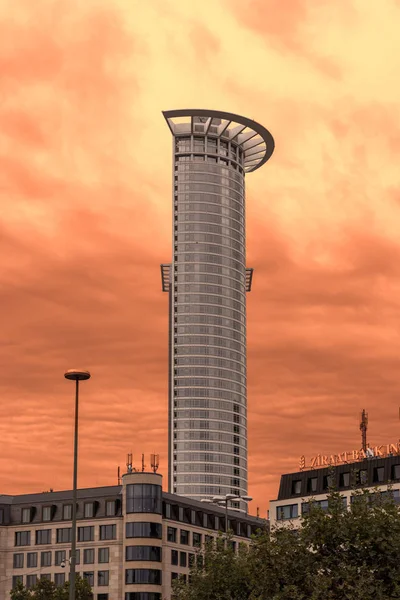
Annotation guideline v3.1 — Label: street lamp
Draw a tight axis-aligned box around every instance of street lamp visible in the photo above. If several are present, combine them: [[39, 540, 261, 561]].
[[201, 494, 253, 537], [64, 369, 91, 600]]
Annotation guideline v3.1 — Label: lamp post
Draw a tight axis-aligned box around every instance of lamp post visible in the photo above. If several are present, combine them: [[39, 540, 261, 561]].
[[64, 369, 91, 600], [201, 494, 253, 538]]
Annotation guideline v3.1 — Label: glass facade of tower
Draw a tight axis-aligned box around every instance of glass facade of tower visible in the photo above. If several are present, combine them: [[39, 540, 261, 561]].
[[162, 111, 274, 512]]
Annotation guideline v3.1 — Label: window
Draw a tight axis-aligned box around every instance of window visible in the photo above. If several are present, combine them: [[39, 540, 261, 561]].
[[193, 532, 202, 547], [106, 500, 116, 516], [57, 528, 72, 543], [98, 547, 109, 563], [84, 503, 94, 518], [42, 506, 52, 522], [167, 526, 177, 542], [126, 546, 162, 562], [12, 576, 23, 589], [126, 522, 162, 539], [36, 529, 51, 545], [340, 472, 350, 487], [78, 526, 94, 542], [41, 574, 51, 581], [63, 504, 72, 520], [180, 552, 187, 567], [373, 467, 385, 483], [22, 508, 31, 523], [15, 531, 31, 546], [26, 575, 37, 588], [84, 548, 95, 564], [55, 573, 65, 587], [392, 465, 400, 480], [98, 570, 109, 586], [0, 508, 3, 524], [189, 553, 195, 567], [55, 550, 66, 566], [302, 499, 329, 514], [97, 595, 109, 600], [292, 480, 302, 495], [276, 504, 298, 520], [27, 552, 37, 567], [171, 549, 178, 566], [125, 569, 162, 585], [180, 529, 190, 545], [126, 484, 162, 514], [100, 524, 116, 540], [307, 477, 317, 493], [41, 551, 51, 567], [13, 553, 24, 568], [83, 572, 94, 587], [323, 475, 335, 490]]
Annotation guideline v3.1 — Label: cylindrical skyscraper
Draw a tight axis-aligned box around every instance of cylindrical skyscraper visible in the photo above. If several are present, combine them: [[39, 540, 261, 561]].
[[161, 110, 274, 511]]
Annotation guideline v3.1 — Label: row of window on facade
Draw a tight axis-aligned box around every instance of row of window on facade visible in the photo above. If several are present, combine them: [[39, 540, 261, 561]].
[[291, 465, 400, 496], [13, 546, 111, 568], [13, 570, 163, 587], [175, 137, 243, 158], [174, 161, 244, 185], [13, 545, 164, 569], [165, 519, 254, 542], [12, 571, 109, 589], [18, 499, 118, 525], [277, 489, 400, 520], [15, 525, 116, 546], [176, 154, 246, 173]]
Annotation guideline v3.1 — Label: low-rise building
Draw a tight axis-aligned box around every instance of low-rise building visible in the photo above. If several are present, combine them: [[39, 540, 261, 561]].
[[0, 471, 266, 600], [269, 454, 400, 529]]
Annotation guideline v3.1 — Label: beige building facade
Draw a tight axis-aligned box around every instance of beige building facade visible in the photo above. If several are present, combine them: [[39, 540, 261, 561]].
[[0, 471, 266, 600], [269, 455, 400, 529]]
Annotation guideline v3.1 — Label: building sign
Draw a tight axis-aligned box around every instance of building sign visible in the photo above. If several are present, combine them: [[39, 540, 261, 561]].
[[299, 442, 400, 471]]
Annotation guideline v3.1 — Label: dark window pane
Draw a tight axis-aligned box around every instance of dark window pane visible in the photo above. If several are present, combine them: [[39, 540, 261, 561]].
[[340, 472, 350, 487], [125, 569, 162, 585], [13, 553, 24, 568], [126, 484, 162, 514], [373, 467, 384, 483], [99, 547, 110, 563], [125, 522, 162, 539], [126, 546, 162, 562], [292, 480, 302, 495], [180, 530, 190, 545], [167, 526, 177, 543]]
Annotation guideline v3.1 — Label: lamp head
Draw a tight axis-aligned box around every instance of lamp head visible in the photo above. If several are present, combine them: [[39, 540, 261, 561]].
[[64, 369, 91, 381]]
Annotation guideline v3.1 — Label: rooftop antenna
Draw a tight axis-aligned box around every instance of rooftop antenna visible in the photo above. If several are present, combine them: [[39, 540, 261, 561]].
[[151, 454, 159, 473], [360, 409, 368, 453], [117, 466, 121, 485], [141, 454, 145, 472], [126, 453, 133, 474]]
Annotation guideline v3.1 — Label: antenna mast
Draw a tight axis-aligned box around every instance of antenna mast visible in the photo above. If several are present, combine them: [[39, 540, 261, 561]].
[[360, 409, 368, 452], [126, 453, 133, 474], [151, 454, 159, 473]]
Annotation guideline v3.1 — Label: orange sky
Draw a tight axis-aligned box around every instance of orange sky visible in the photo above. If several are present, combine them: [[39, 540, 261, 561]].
[[2, 0, 400, 516]]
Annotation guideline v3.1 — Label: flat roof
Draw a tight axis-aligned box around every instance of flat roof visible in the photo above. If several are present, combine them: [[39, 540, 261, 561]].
[[163, 109, 275, 173]]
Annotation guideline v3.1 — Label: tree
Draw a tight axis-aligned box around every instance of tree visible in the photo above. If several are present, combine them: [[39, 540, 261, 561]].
[[10, 580, 31, 600], [172, 488, 400, 600], [10, 575, 93, 600]]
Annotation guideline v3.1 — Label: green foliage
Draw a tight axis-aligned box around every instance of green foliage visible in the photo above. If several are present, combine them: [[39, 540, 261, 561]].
[[172, 488, 400, 600], [10, 580, 31, 600], [11, 575, 93, 600]]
